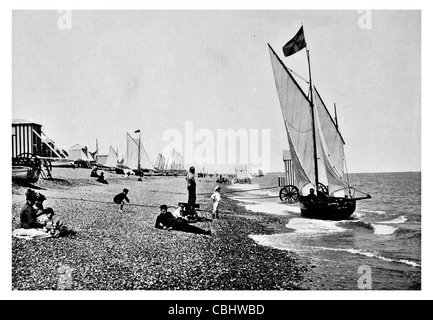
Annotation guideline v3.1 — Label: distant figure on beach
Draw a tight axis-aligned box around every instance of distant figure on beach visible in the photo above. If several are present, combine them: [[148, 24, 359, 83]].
[[43, 160, 52, 179], [306, 188, 317, 203], [113, 188, 130, 212], [186, 166, 196, 209], [210, 186, 222, 219], [97, 172, 108, 184], [155, 205, 211, 235], [19, 189, 42, 229], [90, 167, 99, 177]]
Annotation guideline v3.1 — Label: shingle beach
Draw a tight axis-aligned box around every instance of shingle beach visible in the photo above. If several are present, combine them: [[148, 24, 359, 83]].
[[12, 168, 318, 290]]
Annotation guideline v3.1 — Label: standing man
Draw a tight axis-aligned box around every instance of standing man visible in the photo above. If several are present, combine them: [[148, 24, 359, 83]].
[[186, 166, 196, 210]]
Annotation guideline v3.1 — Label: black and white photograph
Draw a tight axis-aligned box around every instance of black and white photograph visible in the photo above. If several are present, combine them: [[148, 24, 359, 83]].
[[3, 2, 430, 301]]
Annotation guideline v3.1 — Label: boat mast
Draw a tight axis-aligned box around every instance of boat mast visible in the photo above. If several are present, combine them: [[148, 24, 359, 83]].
[[138, 130, 141, 171], [306, 48, 320, 193]]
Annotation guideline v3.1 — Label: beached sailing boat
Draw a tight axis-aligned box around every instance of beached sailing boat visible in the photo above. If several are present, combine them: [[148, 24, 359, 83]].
[[269, 26, 371, 220], [124, 131, 156, 175]]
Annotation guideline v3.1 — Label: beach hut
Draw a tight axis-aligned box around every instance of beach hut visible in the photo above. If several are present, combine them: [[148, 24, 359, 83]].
[[12, 119, 43, 158]]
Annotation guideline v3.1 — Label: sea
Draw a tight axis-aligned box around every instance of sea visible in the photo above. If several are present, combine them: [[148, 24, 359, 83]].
[[228, 172, 421, 290]]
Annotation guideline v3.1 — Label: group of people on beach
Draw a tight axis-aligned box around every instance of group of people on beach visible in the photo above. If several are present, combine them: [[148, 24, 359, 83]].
[[115, 166, 222, 235], [91, 168, 109, 184], [17, 165, 221, 237], [18, 189, 64, 236]]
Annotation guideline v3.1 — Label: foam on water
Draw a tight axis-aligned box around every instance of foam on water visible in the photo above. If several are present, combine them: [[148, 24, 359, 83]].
[[314, 247, 421, 268], [371, 224, 398, 235], [376, 216, 408, 224], [358, 209, 386, 215], [239, 201, 299, 215], [249, 234, 297, 252], [285, 218, 347, 234]]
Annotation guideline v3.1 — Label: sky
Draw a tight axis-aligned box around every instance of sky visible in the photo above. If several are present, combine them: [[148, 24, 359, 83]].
[[11, 10, 421, 174]]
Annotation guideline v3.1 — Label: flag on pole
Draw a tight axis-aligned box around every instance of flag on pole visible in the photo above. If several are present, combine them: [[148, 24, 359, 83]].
[[135, 129, 140, 133], [282, 26, 307, 57]]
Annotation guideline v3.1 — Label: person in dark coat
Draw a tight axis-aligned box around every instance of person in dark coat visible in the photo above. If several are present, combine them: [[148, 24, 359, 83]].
[[185, 166, 196, 208], [97, 171, 108, 184], [155, 205, 210, 235], [19, 189, 43, 229], [306, 188, 318, 203], [90, 167, 99, 177], [113, 188, 130, 212]]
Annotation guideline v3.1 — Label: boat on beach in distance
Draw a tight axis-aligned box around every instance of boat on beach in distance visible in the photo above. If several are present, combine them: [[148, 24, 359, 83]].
[[124, 131, 157, 177], [269, 26, 371, 220]]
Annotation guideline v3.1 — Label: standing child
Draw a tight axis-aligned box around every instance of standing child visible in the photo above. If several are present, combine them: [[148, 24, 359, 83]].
[[210, 186, 221, 219], [113, 188, 130, 212]]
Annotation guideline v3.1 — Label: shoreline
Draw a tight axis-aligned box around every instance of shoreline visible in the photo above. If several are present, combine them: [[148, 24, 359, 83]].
[[12, 168, 318, 291]]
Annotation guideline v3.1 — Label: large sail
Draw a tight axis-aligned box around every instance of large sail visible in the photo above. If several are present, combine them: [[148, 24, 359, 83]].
[[124, 133, 154, 170], [269, 45, 316, 191], [314, 87, 350, 196]]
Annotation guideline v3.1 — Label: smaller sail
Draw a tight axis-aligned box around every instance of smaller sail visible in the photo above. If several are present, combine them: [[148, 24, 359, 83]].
[[165, 148, 184, 170], [124, 133, 154, 170], [104, 146, 118, 168], [314, 87, 350, 196]]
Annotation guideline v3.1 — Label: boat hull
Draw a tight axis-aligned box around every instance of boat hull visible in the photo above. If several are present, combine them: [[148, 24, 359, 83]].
[[299, 197, 356, 221]]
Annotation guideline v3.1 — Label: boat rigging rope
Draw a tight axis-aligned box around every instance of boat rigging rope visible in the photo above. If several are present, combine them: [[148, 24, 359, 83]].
[[285, 120, 312, 134], [288, 68, 310, 85]]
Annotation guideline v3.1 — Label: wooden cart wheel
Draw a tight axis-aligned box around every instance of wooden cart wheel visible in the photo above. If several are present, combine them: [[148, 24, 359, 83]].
[[279, 185, 299, 203], [318, 183, 329, 195]]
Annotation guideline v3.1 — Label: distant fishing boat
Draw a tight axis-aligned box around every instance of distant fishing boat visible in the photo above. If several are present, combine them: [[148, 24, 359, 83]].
[[124, 131, 158, 176], [269, 27, 370, 220], [12, 153, 42, 184]]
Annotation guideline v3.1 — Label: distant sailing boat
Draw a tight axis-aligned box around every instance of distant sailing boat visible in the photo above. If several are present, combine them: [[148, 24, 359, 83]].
[[124, 131, 155, 174], [269, 26, 371, 220]]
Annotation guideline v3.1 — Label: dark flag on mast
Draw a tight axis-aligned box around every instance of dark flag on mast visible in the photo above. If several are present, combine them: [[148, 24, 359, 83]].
[[282, 26, 307, 57], [135, 129, 140, 133]]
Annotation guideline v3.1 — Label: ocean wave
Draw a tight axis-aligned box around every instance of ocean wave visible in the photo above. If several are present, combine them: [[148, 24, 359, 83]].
[[376, 216, 408, 224], [394, 228, 421, 239], [315, 247, 421, 268], [351, 212, 365, 219], [340, 220, 398, 235], [242, 202, 300, 215], [358, 209, 386, 215], [286, 218, 346, 234], [370, 224, 398, 235]]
